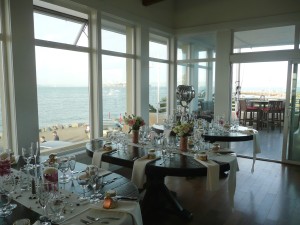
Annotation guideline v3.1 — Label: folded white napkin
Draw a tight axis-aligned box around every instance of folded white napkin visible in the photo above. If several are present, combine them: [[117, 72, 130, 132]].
[[91, 201, 143, 225], [193, 156, 220, 191], [209, 153, 239, 209], [239, 128, 261, 173], [131, 155, 160, 189], [92, 149, 114, 170]]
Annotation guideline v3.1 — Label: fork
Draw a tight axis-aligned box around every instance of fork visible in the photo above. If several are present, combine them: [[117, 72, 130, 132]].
[[86, 215, 120, 221]]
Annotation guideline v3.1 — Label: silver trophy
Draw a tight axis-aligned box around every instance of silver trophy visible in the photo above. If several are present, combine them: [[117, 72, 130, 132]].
[[176, 85, 195, 112]]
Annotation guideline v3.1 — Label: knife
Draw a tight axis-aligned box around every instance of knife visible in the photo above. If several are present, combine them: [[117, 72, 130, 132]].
[[116, 196, 138, 201]]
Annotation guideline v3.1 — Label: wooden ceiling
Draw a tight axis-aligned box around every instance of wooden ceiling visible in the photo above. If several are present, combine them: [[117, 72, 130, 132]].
[[142, 0, 165, 6]]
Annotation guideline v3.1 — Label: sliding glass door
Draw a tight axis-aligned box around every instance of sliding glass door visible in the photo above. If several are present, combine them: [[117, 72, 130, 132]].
[[286, 63, 300, 163]]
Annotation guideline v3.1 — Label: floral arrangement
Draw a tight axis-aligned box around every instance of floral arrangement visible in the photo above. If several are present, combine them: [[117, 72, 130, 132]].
[[172, 122, 193, 137], [123, 113, 145, 132]]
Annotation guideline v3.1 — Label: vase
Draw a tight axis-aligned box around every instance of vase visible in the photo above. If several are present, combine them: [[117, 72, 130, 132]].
[[132, 130, 139, 144], [179, 136, 188, 152]]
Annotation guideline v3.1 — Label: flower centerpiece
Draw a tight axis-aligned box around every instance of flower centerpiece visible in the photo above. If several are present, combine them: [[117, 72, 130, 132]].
[[172, 122, 193, 137], [123, 113, 145, 143], [172, 122, 193, 152]]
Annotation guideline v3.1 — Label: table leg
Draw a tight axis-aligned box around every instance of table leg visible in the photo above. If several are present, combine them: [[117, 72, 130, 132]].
[[141, 175, 193, 220]]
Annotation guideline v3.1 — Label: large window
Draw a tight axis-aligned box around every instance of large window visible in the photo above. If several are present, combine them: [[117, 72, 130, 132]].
[[177, 33, 216, 113], [34, 8, 90, 151], [101, 19, 135, 134], [149, 33, 169, 125]]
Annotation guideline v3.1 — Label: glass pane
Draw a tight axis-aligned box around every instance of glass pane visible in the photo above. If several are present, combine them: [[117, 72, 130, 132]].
[[0, 95, 3, 150], [102, 55, 130, 133], [35, 47, 89, 151], [177, 65, 189, 86], [177, 33, 216, 60], [288, 63, 300, 162], [149, 62, 168, 125], [234, 26, 295, 53], [34, 12, 88, 47], [231, 61, 288, 161], [149, 34, 168, 60], [101, 29, 126, 53]]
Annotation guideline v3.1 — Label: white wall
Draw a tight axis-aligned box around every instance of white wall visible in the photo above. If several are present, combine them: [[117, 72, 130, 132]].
[[174, 0, 300, 29]]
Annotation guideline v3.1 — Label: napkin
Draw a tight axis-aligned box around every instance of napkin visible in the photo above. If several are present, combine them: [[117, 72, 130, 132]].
[[239, 128, 261, 173], [193, 156, 220, 191], [92, 148, 115, 170], [91, 201, 143, 225], [131, 155, 160, 189]]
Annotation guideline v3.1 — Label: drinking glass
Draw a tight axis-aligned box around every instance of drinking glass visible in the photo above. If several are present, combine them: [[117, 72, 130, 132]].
[[37, 182, 52, 225], [48, 192, 65, 223], [58, 157, 70, 183], [68, 155, 76, 180], [0, 149, 11, 176], [31, 142, 40, 168], [90, 174, 103, 203], [76, 172, 90, 200], [0, 174, 15, 217], [22, 147, 33, 170], [19, 167, 30, 191]]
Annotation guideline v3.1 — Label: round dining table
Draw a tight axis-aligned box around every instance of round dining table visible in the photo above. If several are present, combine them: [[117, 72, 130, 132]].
[[202, 129, 254, 143], [86, 140, 231, 220]]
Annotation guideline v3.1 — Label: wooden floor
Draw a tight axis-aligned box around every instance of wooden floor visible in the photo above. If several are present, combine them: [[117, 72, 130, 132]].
[[115, 158, 300, 225]]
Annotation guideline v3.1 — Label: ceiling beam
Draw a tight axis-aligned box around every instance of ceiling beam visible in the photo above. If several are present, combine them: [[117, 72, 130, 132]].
[[142, 0, 164, 6]]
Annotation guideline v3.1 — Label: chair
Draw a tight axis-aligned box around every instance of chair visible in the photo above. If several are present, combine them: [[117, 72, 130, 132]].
[[261, 100, 285, 132], [238, 99, 259, 129]]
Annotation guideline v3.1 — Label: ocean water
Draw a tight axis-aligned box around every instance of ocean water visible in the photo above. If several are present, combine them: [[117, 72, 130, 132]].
[[0, 86, 168, 132]]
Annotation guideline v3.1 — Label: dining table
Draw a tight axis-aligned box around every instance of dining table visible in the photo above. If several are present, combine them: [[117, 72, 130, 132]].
[[0, 157, 140, 225], [201, 126, 254, 143], [86, 140, 232, 220]]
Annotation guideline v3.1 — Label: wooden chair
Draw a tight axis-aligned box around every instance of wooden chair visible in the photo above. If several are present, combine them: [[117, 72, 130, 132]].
[[238, 99, 259, 129], [261, 100, 285, 132]]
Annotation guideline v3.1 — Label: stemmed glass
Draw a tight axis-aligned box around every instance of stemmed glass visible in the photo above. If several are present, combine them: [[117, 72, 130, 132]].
[[58, 157, 70, 183], [48, 192, 65, 223], [76, 172, 90, 201], [37, 182, 52, 225], [68, 155, 76, 180], [0, 174, 15, 217], [22, 147, 34, 170], [89, 174, 103, 203], [31, 142, 39, 168]]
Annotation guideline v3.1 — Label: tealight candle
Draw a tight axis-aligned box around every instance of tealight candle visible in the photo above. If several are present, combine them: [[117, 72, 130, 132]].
[[103, 190, 118, 209]]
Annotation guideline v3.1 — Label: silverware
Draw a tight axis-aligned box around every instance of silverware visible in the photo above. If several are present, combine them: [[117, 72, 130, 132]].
[[103, 177, 118, 185], [80, 219, 90, 224], [116, 195, 138, 201], [87, 215, 120, 221]]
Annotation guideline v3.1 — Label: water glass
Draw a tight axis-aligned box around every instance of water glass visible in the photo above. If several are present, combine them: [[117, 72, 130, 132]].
[[19, 168, 31, 191], [0, 174, 15, 217], [22, 147, 33, 170], [76, 172, 90, 200], [68, 155, 76, 180], [58, 157, 70, 183], [37, 182, 52, 224], [49, 193, 65, 223], [0, 149, 11, 176]]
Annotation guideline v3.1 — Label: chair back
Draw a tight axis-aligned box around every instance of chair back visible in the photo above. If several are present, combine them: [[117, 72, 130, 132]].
[[238, 99, 248, 111], [268, 100, 284, 111]]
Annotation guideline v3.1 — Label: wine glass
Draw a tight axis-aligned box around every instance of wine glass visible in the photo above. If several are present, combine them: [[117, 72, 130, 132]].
[[48, 192, 65, 223], [22, 147, 33, 170], [31, 142, 40, 168], [76, 172, 90, 201], [0, 174, 15, 217], [37, 182, 52, 225], [58, 157, 70, 183], [89, 174, 103, 203], [68, 155, 76, 180]]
